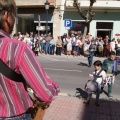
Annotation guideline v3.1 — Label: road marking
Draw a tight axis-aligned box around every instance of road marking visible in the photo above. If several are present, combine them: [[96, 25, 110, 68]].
[[40, 55, 59, 61], [44, 68, 82, 73], [39, 55, 88, 62], [40, 55, 73, 62]]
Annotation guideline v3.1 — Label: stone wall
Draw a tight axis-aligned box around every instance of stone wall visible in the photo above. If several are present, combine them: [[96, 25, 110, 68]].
[[53, 0, 61, 41]]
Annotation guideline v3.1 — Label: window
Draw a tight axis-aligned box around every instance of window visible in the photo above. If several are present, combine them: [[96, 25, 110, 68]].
[[96, 22, 113, 29]]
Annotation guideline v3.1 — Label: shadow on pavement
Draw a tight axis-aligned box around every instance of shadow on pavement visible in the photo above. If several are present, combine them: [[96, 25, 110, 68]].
[[75, 88, 120, 120], [78, 62, 88, 66], [81, 98, 120, 120], [75, 88, 88, 99]]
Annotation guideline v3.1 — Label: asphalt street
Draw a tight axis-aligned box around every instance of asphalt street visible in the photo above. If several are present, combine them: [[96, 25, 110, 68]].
[[37, 54, 120, 101]]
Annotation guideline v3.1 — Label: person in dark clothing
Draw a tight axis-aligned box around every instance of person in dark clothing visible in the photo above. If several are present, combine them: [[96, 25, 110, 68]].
[[102, 51, 119, 98], [88, 40, 96, 67]]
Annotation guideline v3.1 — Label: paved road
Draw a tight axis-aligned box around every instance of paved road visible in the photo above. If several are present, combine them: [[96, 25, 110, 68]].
[[37, 54, 120, 101]]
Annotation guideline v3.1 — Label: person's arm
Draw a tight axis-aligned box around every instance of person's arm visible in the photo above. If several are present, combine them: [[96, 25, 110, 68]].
[[94, 45, 97, 51], [102, 71, 106, 83], [19, 46, 60, 102], [102, 59, 107, 72], [66, 38, 69, 43]]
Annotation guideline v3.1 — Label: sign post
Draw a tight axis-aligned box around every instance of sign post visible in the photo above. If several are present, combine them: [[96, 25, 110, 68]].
[[38, 15, 41, 36]]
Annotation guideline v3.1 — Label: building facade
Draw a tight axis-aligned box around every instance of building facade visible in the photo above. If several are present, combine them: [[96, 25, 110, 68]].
[[13, 0, 120, 40], [62, 0, 120, 40], [13, 0, 61, 40]]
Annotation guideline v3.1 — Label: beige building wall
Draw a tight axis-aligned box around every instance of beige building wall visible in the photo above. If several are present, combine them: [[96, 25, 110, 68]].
[[53, 9, 61, 41], [53, 0, 61, 40], [15, 0, 55, 6], [12, 0, 62, 37]]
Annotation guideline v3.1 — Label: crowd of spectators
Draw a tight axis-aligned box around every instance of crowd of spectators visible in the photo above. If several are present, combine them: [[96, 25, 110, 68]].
[[11, 31, 120, 57]]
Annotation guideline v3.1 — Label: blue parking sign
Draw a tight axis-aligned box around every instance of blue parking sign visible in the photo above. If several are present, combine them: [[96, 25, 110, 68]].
[[64, 20, 72, 27]]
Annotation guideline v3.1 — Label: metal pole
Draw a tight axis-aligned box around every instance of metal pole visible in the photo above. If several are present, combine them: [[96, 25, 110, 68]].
[[46, 9, 48, 37], [38, 16, 41, 36]]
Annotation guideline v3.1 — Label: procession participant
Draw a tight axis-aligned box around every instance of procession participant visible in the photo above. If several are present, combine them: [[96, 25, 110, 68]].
[[84, 60, 106, 106], [102, 51, 118, 98], [88, 40, 96, 67]]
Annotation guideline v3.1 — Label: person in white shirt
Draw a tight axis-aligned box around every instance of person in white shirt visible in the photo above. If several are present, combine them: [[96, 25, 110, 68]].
[[84, 60, 106, 106], [66, 36, 72, 56], [75, 36, 82, 56], [116, 40, 120, 56], [71, 34, 76, 56], [110, 38, 116, 52]]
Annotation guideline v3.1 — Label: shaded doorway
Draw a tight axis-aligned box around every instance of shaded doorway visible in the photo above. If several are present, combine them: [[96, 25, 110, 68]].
[[17, 14, 34, 34], [97, 30, 112, 40]]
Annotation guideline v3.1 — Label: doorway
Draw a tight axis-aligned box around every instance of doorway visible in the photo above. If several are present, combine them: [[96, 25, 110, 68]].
[[97, 29, 112, 40], [18, 14, 34, 34]]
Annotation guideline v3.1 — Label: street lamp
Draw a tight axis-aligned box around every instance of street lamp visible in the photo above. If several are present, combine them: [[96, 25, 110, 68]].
[[44, 0, 50, 37]]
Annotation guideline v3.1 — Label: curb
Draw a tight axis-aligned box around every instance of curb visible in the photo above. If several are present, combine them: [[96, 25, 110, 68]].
[[58, 93, 69, 96]]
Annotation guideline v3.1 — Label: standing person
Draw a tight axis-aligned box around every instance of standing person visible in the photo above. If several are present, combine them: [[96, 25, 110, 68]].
[[56, 36, 62, 56], [0, 0, 59, 119], [33, 39, 39, 56], [110, 38, 116, 52], [94, 37, 99, 57], [45, 34, 51, 55], [103, 38, 110, 57], [98, 37, 104, 57], [77, 36, 83, 56], [49, 37, 55, 55], [88, 40, 96, 67], [62, 34, 67, 54], [75, 36, 80, 56], [66, 36, 72, 56], [71, 34, 76, 56], [102, 51, 118, 98], [38, 34, 44, 53], [84, 60, 106, 106], [41, 35, 46, 54], [116, 40, 120, 56], [84, 39, 90, 56], [30, 32, 34, 43]]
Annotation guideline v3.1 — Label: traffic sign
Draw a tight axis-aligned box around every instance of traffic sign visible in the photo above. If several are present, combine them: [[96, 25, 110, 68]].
[[64, 19, 72, 27], [36, 26, 45, 31], [36, 26, 50, 31]]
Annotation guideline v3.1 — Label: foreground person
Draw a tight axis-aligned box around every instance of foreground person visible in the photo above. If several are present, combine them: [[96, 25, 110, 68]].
[[102, 51, 119, 98], [84, 60, 106, 106], [0, 0, 59, 119]]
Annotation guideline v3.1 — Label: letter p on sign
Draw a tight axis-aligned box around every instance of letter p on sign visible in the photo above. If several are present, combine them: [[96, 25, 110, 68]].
[[64, 20, 72, 27]]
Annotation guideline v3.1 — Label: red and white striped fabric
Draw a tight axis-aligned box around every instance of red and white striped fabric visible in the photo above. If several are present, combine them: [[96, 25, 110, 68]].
[[0, 29, 60, 117]]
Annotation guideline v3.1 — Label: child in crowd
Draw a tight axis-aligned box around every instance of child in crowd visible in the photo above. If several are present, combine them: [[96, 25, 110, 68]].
[[84, 60, 106, 106]]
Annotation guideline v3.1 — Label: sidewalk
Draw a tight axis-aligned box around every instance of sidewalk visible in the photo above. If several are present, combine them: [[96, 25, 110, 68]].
[[43, 96, 120, 120]]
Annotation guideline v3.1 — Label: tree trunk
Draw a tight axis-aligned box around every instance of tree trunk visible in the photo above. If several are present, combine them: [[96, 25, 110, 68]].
[[83, 25, 88, 44], [83, 12, 89, 52], [73, 0, 96, 54], [83, 25, 88, 52]]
